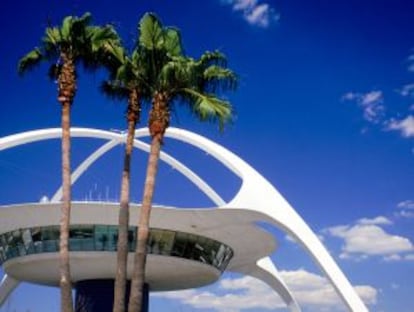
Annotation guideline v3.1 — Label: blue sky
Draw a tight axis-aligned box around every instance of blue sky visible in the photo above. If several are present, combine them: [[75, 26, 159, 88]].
[[1, 0, 414, 311]]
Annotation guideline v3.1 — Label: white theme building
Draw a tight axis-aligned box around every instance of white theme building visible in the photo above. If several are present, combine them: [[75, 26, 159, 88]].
[[0, 127, 368, 311]]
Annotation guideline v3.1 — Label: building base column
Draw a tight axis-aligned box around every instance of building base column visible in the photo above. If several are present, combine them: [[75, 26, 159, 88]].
[[75, 280, 149, 312]]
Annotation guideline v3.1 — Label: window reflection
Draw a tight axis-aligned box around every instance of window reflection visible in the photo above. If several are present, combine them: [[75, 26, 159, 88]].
[[0, 225, 233, 272]]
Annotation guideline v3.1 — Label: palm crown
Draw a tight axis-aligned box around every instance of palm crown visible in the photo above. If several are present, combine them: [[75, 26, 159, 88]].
[[18, 12, 120, 91], [138, 13, 238, 133]]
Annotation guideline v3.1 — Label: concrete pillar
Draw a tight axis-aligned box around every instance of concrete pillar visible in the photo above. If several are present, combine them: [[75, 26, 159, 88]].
[[75, 280, 149, 312]]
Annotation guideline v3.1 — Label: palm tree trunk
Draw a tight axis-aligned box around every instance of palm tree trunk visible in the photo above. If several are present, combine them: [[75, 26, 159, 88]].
[[59, 53, 76, 312], [60, 101, 74, 312], [128, 135, 161, 312], [113, 90, 139, 312], [128, 93, 168, 312]]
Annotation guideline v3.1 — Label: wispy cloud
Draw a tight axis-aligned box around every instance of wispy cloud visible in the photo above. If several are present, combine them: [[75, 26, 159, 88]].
[[154, 269, 377, 311], [323, 216, 413, 261], [387, 115, 414, 138], [398, 83, 414, 97], [395, 200, 414, 218], [357, 216, 392, 225], [342, 53, 414, 149], [397, 200, 414, 209], [408, 53, 414, 72], [222, 0, 280, 28], [342, 90, 385, 123], [383, 253, 414, 262]]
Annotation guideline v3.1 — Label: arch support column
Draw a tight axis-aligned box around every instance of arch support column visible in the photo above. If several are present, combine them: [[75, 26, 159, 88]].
[[0, 274, 19, 307]]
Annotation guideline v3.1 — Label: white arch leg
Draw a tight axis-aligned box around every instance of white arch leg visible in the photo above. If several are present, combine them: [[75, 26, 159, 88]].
[[232, 256, 301, 312], [163, 128, 368, 312], [0, 274, 19, 307], [224, 178, 368, 312]]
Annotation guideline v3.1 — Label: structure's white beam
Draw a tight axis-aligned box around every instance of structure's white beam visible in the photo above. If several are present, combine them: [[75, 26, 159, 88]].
[[232, 257, 301, 312], [0, 274, 19, 307], [51, 139, 120, 202], [0, 128, 224, 206]]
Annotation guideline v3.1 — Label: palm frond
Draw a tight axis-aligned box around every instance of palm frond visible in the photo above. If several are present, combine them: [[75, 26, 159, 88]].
[[17, 48, 43, 75], [89, 25, 120, 53], [163, 27, 183, 57], [202, 65, 238, 92], [158, 59, 184, 90], [43, 27, 61, 47], [70, 12, 92, 40], [197, 50, 227, 67], [139, 13, 163, 50], [181, 88, 233, 131], [80, 24, 123, 73], [60, 15, 73, 41]]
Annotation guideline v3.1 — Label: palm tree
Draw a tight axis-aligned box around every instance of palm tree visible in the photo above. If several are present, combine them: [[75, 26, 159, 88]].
[[101, 43, 150, 312], [18, 13, 120, 312], [127, 13, 238, 312]]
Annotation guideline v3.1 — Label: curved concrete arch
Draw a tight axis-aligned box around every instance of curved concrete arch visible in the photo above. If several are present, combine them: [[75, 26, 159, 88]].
[[0, 128, 224, 206], [0, 128, 298, 311], [0, 274, 19, 307], [255, 257, 300, 312], [0, 127, 365, 311], [163, 128, 368, 312], [234, 257, 301, 312], [51, 139, 120, 202]]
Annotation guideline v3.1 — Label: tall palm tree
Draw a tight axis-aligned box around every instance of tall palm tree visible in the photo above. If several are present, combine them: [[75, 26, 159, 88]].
[[18, 13, 120, 312], [127, 13, 238, 312], [101, 43, 150, 312]]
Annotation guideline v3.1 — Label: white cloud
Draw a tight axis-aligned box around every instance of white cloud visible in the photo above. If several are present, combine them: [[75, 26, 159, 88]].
[[398, 83, 414, 97], [361, 91, 383, 106], [232, 0, 257, 10], [384, 254, 414, 262], [357, 216, 392, 225], [245, 4, 272, 27], [325, 223, 413, 260], [408, 53, 414, 72], [39, 195, 49, 203], [391, 283, 400, 290], [397, 200, 414, 209], [387, 115, 414, 138], [223, 0, 279, 28], [354, 285, 378, 306], [342, 91, 385, 123], [154, 270, 377, 311], [285, 234, 297, 243], [395, 201, 414, 218], [383, 254, 402, 262], [395, 210, 414, 218], [154, 276, 285, 312]]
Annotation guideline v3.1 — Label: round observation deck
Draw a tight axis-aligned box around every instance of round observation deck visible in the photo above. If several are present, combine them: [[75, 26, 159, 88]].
[[0, 202, 277, 291], [0, 224, 232, 290]]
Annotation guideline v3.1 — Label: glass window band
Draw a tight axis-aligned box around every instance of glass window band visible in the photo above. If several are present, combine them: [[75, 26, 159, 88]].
[[0, 225, 233, 272]]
